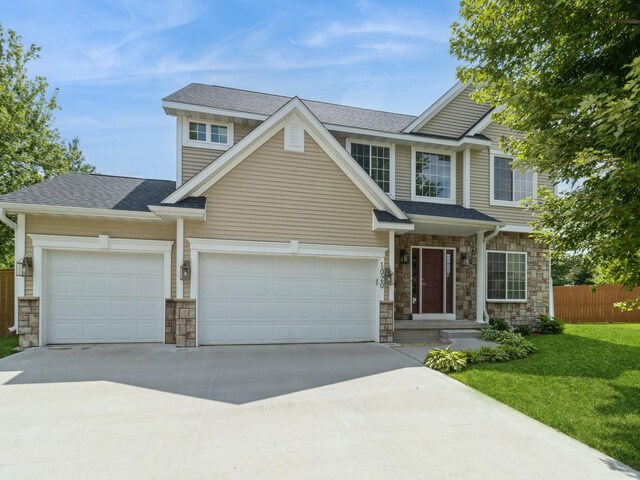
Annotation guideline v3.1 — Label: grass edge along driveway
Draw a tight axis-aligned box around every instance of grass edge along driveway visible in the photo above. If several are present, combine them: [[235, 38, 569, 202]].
[[452, 324, 640, 470], [0, 336, 19, 359]]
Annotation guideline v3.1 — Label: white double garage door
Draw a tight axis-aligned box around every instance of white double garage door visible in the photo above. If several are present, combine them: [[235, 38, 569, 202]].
[[44, 250, 378, 345]]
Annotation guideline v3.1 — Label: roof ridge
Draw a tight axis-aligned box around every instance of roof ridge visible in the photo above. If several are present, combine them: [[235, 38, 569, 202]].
[[185, 83, 418, 120], [85, 172, 175, 183]]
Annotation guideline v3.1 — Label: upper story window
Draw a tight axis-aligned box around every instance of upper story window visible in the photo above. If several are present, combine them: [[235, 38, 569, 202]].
[[487, 251, 527, 301], [411, 148, 456, 204], [490, 152, 536, 207], [346, 139, 394, 196], [183, 118, 234, 150]]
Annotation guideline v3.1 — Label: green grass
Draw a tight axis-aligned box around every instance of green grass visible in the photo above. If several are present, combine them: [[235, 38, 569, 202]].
[[452, 324, 640, 470], [0, 336, 19, 359]]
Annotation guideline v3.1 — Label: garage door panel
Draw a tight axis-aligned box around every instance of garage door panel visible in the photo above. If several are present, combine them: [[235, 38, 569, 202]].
[[45, 251, 164, 344], [199, 254, 377, 345]]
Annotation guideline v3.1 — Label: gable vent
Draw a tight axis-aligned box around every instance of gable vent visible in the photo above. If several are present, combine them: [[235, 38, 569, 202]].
[[284, 118, 304, 152]]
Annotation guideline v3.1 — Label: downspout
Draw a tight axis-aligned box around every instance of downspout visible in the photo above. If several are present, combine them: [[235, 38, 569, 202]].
[[482, 226, 501, 322], [0, 209, 17, 332]]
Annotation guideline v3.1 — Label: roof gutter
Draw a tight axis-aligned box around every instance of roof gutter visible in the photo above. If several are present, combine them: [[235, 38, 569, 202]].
[[0, 208, 17, 230]]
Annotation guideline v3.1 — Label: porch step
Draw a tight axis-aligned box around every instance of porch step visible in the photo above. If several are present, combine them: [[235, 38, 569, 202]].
[[440, 329, 482, 342], [394, 320, 486, 344]]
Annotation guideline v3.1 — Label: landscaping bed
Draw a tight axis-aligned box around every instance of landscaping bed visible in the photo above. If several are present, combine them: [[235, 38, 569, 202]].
[[451, 324, 640, 470]]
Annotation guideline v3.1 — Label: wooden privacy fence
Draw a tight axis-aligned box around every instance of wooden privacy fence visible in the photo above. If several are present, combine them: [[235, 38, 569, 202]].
[[554, 285, 640, 323], [0, 269, 14, 337]]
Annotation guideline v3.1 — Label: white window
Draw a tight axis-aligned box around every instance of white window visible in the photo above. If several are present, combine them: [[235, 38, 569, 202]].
[[490, 152, 536, 206], [346, 139, 394, 196], [487, 251, 527, 301], [183, 119, 234, 150], [411, 147, 456, 204]]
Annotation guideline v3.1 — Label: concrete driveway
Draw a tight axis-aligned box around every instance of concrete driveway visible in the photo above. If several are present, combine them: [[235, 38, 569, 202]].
[[0, 344, 636, 480]]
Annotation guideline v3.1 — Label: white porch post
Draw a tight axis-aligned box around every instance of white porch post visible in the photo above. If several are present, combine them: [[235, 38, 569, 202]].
[[476, 230, 485, 322], [388, 230, 395, 302], [176, 218, 184, 299], [14, 214, 25, 329]]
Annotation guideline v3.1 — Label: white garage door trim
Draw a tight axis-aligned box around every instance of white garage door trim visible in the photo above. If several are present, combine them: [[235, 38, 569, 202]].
[[29, 234, 173, 346], [187, 238, 387, 346]]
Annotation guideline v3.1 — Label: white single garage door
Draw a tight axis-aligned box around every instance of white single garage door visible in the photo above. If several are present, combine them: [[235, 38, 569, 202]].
[[198, 254, 378, 345], [44, 250, 165, 344]]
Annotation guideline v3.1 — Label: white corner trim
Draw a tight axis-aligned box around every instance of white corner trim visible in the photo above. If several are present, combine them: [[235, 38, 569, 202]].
[[187, 238, 387, 259], [165, 97, 407, 220], [410, 146, 457, 204], [346, 138, 396, 198], [501, 224, 534, 233], [29, 234, 173, 253], [176, 218, 184, 299], [467, 105, 504, 137], [402, 82, 469, 133], [182, 117, 234, 151], [176, 116, 183, 187], [463, 148, 471, 209]]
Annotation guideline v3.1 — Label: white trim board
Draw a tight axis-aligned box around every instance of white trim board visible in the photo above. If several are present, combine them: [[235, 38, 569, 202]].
[[187, 238, 387, 259], [410, 146, 457, 205], [466, 105, 504, 137], [0, 203, 162, 221], [163, 97, 408, 220]]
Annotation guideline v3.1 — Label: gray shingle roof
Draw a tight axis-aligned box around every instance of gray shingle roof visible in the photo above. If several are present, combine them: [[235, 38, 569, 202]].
[[394, 200, 500, 223], [373, 210, 413, 224], [164, 83, 417, 133], [0, 173, 205, 212]]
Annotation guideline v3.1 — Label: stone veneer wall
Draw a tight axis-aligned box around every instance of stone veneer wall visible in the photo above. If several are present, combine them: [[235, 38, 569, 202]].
[[173, 299, 196, 347], [395, 234, 477, 321], [485, 232, 550, 326], [394, 232, 549, 326], [165, 299, 177, 344], [18, 297, 39, 348], [379, 301, 394, 342]]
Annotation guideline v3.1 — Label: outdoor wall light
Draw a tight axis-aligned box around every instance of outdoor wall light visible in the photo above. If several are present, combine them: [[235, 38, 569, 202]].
[[461, 252, 472, 267], [16, 257, 33, 277], [180, 260, 191, 281], [399, 249, 410, 264]]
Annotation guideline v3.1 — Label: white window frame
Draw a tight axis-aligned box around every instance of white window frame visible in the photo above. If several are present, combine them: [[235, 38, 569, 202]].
[[490, 150, 537, 207], [346, 138, 395, 198], [183, 118, 234, 151], [486, 250, 528, 302], [410, 146, 456, 204]]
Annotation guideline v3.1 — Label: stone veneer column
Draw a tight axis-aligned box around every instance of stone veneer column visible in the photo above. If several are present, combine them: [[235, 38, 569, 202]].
[[165, 299, 177, 344], [379, 301, 394, 343], [174, 299, 196, 347], [18, 297, 39, 348]]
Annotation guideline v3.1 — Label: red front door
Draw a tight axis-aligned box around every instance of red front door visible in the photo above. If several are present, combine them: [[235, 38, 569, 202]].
[[421, 249, 444, 313]]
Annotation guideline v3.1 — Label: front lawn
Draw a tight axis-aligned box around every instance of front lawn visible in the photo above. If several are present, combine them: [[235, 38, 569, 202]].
[[452, 324, 640, 470], [0, 335, 19, 359]]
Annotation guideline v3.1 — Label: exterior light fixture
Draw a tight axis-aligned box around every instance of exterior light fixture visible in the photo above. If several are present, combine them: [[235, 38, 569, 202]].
[[180, 260, 191, 281], [461, 252, 471, 267], [399, 249, 410, 264], [16, 257, 33, 277]]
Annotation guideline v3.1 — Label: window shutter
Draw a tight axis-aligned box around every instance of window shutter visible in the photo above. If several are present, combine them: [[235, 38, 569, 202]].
[[284, 118, 304, 152]]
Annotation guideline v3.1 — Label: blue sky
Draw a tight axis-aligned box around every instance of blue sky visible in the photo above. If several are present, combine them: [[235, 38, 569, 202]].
[[3, 0, 462, 181]]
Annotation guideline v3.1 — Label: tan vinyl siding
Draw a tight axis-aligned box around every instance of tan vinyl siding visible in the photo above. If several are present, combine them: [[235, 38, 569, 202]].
[[183, 128, 387, 298], [482, 122, 522, 149], [181, 123, 256, 184], [24, 215, 176, 297], [469, 149, 554, 226], [395, 144, 411, 200], [417, 85, 491, 138]]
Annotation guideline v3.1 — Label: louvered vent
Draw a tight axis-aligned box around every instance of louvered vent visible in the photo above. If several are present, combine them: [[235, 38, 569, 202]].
[[284, 118, 304, 152]]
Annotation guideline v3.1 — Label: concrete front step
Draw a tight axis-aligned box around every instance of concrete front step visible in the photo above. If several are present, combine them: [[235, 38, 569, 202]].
[[440, 329, 482, 342], [394, 320, 487, 343]]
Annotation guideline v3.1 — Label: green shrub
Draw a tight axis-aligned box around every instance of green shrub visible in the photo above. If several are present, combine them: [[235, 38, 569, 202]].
[[466, 346, 511, 363], [489, 318, 510, 331], [512, 324, 532, 336], [424, 347, 468, 373], [478, 329, 537, 356], [538, 314, 565, 334]]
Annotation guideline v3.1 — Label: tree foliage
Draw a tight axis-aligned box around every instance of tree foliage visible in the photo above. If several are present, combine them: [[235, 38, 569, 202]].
[[450, 1, 640, 308], [0, 25, 94, 267]]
